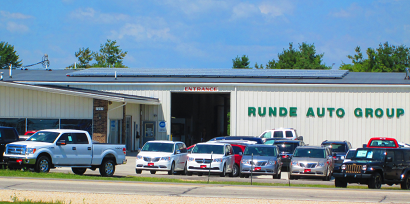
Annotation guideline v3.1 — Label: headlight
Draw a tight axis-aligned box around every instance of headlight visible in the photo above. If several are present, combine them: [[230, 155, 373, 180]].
[[340, 156, 345, 160], [241, 159, 248, 164], [317, 162, 325, 167], [25, 148, 36, 155], [267, 160, 276, 165], [188, 157, 195, 161], [291, 161, 298, 166], [341, 164, 346, 170], [362, 165, 367, 171], [160, 157, 171, 161], [213, 158, 223, 162], [136, 155, 143, 160]]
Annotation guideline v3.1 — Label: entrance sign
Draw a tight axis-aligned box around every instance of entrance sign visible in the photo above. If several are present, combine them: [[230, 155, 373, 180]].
[[158, 121, 166, 132], [184, 87, 218, 92]]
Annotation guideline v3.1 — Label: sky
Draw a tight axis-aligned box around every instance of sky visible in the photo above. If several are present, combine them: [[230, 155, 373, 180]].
[[1, 0, 409, 69]]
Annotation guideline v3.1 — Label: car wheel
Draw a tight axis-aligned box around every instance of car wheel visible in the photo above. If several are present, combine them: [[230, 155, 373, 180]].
[[368, 172, 382, 189], [168, 162, 175, 175], [322, 168, 331, 181], [289, 175, 298, 180], [136, 169, 142, 174], [335, 178, 347, 188], [198, 173, 203, 176], [273, 169, 281, 179], [99, 159, 115, 177], [220, 164, 226, 177], [401, 174, 410, 190], [232, 164, 239, 177], [150, 170, 156, 174], [183, 162, 188, 175], [35, 156, 51, 173], [244, 174, 250, 178], [72, 167, 87, 175], [186, 171, 193, 176]]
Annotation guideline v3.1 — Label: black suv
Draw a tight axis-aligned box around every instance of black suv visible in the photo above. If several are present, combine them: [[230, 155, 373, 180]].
[[333, 148, 410, 189], [321, 140, 352, 168], [268, 139, 305, 171], [0, 126, 19, 166]]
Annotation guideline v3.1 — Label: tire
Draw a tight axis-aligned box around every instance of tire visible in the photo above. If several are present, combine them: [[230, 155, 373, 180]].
[[335, 178, 348, 188], [244, 174, 250, 178], [273, 169, 281, 179], [186, 171, 193, 176], [322, 168, 331, 181], [368, 172, 382, 189], [220, 164, 226, 177], [150, 170, 156, 174], [99, 159, 115, 177], [136, 169, 142, 174], [72, 168, 87, 175], [35, 156, 51, 173], [183, 163, 187, 175], [289, 175, 298, 180], [401, 174, 410, 190], [240, 174, 245, 178], [232, 164, 239, 177], [168, 162, 175, 175]]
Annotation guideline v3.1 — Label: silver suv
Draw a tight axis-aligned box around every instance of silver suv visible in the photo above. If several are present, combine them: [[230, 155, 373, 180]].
[[289, 146, 333, 181], [240, 144, 282, 179]]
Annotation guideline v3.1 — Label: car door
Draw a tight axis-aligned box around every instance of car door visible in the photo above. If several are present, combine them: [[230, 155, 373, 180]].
[[55, 133, 77, 165], [226, 145, 234, 172], [178, 143, 188, 170], [385, 150, 396, 180], [173, 143, 182, 170], [73, 133, 92, 165]]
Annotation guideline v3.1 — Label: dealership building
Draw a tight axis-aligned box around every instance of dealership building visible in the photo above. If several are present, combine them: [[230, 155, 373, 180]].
[[1, 68, 409, 150]]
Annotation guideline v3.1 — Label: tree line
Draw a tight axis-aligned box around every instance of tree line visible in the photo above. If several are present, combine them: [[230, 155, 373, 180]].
[[1, 39, 409, 72]]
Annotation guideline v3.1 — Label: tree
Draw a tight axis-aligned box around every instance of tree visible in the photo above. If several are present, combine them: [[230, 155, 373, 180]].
[[75, 47, 94, 68], [0, 41, 22, 69], [340, 42, 410, 72], [96, 39, 127, 68], [232, 55, 250, 68], [267, 43, 331, 69]]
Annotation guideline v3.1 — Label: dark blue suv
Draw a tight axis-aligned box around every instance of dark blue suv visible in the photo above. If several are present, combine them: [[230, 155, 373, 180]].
[[321, 140, 352, 168]]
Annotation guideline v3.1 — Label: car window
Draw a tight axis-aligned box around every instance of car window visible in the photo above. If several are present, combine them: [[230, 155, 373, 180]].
[[2, 129, 17, 140], [276, 143, 299, 153], [27, 131, 60, 143], [244, 146, 277, 156], [346, 150, 356, 159], [293, 148, 325, 158], [74, 133, 89, 144], [262, 132, 271, 138], [264, 140, 275, 145], [59, 133, 75, 144], [232, 146, 243, 154], [273, 131, 284, 138], [370, 140, 396, 147], [192, 144, 224, 154], [142, 143, 174, 153], [285, 131, 293, 138], [355, 149, 386, 161], [322, 143, 346, 153]]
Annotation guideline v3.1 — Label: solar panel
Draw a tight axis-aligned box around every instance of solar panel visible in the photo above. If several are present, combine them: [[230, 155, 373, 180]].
[[66, 68, 349, 79]]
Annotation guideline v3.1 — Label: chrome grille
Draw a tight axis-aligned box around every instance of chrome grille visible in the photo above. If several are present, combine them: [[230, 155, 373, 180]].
[[6, 145, 26, 155], [251, 161, 267, 166], [195, 159, 212, 163], [143, 157, 160, 162], [299, 163, 317, 168], [346, 164, 362, 173]]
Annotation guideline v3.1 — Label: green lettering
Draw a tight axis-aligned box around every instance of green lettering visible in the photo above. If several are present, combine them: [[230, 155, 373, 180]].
[[248, 107, 256, 116], [397, 108, 405, 118], [269, 107, 277, 117], [317, 108, 325, 117], [354, 108, 363, 117], [258, 107, 266, 116], [289, 107, 297, 117], [336, 108, 345, 118], [387, 108, 394, 118], [306, 107, 315, 117], [365, 108, 373, 118], [327, 108, 335, 117], [375, 108, 383, 118], [279, 107, 288, 116]]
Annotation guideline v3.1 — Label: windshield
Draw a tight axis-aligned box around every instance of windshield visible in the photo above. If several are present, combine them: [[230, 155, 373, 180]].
[[353, 149, 385, 161], [192, 144, 224, 154], [346, 150, 356, 159], [26, 131, 60, 143], [276, 143, 299, 153], [141, 143, 174, 153], [244, 146, 277, 156], [322, 143, 346, 153], [264, 140, 275, 145], [369, 140, 396, 147], [293, 148, 325, 158]]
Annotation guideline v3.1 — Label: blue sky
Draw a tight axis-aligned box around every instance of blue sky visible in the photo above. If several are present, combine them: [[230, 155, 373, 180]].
[[1, 0, 409, 69]]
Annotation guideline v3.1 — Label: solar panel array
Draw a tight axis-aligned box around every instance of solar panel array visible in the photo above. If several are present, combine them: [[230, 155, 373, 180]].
[[67, 68, 349, 79]]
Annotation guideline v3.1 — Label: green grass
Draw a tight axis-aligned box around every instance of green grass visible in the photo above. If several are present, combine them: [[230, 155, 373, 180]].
[[0, 169, 401, 190]]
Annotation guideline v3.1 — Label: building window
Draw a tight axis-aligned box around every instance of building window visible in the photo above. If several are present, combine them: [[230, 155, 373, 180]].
[[27, 119, 59, 131], [0, 118, 25, 135], [60, 119, 92, 136]]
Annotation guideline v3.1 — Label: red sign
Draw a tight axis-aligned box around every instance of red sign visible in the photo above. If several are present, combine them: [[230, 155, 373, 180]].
[[254, 167, 261, 171], [200, 165, 207, 169], [184, 87, 218, 92], [304, 169, 311, 173], [148, 163, 154, 166]]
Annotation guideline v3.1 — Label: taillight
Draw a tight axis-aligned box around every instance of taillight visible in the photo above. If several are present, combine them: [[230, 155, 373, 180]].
[[123, 148, 126, 155]]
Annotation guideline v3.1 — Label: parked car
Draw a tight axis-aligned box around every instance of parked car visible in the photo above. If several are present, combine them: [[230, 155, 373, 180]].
[[0, 126, 19, 167], [187, 142, 234, 177], [240, 144, 282, 179], [289, 146, 333, 181], [3, 129, 127, 177], [321, 140, 352, 168], [365, 137, 400, 148], [333, 147, 410, 189], [272, 139, 305, 171], [208, 136, 264, 144], [264, 138, 292, 145], [136, 140, 188, 175], [258, 128, 303, 142]]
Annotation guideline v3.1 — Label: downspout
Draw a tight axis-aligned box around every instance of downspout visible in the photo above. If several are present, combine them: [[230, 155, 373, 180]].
[[107, 101, 127, 143], [234, 86, 237, 136]]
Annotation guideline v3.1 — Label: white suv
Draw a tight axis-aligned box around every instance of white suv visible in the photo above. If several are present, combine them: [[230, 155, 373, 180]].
[[136, 140, 188, 175], [258, 128, 303, 142], [187, 142, 234, 177]]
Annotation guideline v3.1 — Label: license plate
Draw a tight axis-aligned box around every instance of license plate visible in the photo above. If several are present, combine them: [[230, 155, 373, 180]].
[[304, 169, 311, 173], [148, 163, 154, 166], [200, 165, 207, 169], [254, 167, 261, 171]]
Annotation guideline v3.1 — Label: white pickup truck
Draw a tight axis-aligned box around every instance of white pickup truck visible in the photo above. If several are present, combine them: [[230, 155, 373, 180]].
[[258, 128, 303, 142], [3, 129, 127, 177]]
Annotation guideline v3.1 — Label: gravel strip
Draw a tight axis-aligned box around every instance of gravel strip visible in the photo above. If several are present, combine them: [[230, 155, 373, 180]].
[[0, 190, 377, 204]]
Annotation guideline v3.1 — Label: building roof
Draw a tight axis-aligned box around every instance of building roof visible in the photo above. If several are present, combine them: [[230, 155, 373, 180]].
[[2, 68, 410, 85]]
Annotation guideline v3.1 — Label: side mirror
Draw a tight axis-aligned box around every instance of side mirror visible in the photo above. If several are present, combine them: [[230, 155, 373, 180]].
[[137, 148, 141, 153], [176, 150, 181, 154], [386, 156, 393, 162], [239, 152, 243, 155], [56, 140, 66, 146]]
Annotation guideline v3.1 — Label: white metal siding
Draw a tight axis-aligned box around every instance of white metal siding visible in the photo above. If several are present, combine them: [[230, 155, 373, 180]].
[[0, 86, 92, 119]]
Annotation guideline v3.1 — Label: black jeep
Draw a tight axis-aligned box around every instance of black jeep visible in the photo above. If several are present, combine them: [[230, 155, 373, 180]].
[[333, 148, 410, 189], [0, 126, 20, 167]]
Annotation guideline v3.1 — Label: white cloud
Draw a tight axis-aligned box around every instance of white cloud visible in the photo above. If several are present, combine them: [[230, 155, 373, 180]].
[[110, 23, 175, 42], [231, 3, 259, 19], [258, 1, 294, 17], [70, 8, 129, 24], [0, 11, 33, 19], [6, 22, 29, 33]]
